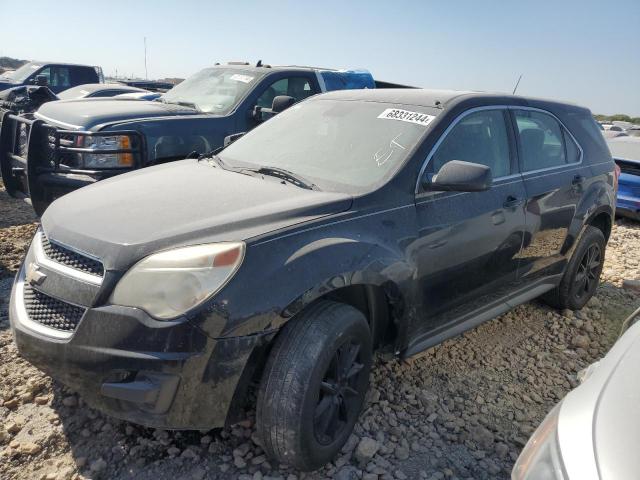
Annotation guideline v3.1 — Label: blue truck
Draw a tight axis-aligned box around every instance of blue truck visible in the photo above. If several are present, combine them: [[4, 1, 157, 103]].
[[608, 136, 640, 220], [0, 61, 410, 215]]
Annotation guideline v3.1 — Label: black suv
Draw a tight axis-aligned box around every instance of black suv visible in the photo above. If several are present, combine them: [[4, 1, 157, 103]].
[[10, 89, 616, 470]]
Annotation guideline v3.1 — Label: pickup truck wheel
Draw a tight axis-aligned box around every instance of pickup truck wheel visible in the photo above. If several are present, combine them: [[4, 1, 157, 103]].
[[256, 301, 372, 471], [543, 226, 605, 310]]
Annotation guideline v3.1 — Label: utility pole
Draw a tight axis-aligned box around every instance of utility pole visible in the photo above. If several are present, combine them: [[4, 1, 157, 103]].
[[144, 37, 148, 80]]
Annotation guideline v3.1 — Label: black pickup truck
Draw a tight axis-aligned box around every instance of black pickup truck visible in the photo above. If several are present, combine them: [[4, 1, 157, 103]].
[[0, 61, 104, 94], [0, 62, 409, 215]]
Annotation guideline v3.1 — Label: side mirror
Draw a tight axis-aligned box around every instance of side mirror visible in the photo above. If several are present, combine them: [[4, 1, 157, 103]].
[[224, 132, 245, 147], [423, 160, 492, 192], [271, 95, 296, 113], [251, 95, 296, 124], [35, 75, 49, 86]]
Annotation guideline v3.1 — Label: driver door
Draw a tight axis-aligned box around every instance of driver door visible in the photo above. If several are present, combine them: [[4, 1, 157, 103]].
[[238, 73, 320, 132], [408, 108, 527, 348]]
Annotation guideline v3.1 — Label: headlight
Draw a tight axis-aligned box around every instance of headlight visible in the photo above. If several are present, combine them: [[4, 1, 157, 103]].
[[79, 135, 134, 168], [110, 242, 245, 320], [512, 403, 567, 480]]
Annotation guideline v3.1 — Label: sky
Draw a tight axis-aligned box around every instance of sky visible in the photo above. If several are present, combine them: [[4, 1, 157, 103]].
[[1, 0, 639, 115]]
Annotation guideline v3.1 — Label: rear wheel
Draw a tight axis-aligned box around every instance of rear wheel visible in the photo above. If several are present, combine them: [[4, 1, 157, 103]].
[[256, 301, 372, 471], [543, 226, 605, 310]]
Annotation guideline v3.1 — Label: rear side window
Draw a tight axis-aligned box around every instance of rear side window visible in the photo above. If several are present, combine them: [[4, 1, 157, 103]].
[[564, 130, 580, 164], [430, 109, 511, 178], [71, 66, 99, 85], [514, 110, 579, 171]]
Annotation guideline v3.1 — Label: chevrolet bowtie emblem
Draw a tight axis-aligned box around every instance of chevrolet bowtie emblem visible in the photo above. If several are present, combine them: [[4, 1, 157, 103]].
[[26, 262, 46, 286]]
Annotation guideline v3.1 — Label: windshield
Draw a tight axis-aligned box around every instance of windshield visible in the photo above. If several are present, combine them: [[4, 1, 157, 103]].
[[161, 67, 261, 114], [219, 99, 437, 193], [7, 62, 41, 82], [57, 85, 91, 100]]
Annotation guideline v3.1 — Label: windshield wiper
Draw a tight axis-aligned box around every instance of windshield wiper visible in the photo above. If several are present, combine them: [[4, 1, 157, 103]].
[[199, 153, 227, 169], [242, 166, 320, 191], [161, 98, 200, 111]]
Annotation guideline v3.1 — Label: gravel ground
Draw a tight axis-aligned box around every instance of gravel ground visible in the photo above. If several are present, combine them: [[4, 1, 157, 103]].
[[1, 180, 639, 480]]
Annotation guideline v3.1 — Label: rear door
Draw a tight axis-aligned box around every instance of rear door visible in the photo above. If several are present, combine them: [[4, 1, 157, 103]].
[[69, 66, 99, 87], [511, 108, 586, 282], [410, 107, 527, 344]]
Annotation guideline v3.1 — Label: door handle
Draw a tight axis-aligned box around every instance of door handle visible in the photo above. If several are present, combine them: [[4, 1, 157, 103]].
[[503, 196, 523, 209], [572, 175, 584, 185]]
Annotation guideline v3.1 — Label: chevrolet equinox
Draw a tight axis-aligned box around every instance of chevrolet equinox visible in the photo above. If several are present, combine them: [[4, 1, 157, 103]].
[[10, 89, 617, 470]]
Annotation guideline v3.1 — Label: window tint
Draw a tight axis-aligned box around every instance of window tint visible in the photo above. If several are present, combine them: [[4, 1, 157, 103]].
[[256, 77, 316, 108], [36, 67, 51, 84], [515, 110, 572, 171], [39, 66, 71, 88], [70, 66, 98, 85], [430, 110, 510, 178], [89, 90, 116, 98]]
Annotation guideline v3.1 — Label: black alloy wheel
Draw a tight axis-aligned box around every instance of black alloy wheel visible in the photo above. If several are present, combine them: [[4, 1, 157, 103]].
[[573, 243, 602, 303], [314, 340, 366, 446]]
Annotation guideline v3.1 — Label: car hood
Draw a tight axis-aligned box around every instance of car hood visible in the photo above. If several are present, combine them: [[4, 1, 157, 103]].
[[0, 80, 18, 91], [557, 319, 640, 480], [34, 98, 201, 130], [41, 159, 353, 270]]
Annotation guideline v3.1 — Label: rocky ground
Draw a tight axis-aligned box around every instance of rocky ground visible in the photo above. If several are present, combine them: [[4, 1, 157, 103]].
[[1, 181, 639, 480]]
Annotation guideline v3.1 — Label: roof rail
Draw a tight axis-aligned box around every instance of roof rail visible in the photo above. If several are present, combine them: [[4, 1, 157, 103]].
[[227, 61, 250, 65]]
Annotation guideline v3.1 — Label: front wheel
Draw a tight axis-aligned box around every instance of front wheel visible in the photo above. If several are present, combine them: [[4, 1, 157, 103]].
[[543, 225, 606, 310], [256, 301, 372, 471]]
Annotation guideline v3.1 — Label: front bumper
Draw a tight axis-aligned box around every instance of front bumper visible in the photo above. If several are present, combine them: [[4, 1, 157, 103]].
[[0, 114, 140, 214], [9, 263, 274, 430]]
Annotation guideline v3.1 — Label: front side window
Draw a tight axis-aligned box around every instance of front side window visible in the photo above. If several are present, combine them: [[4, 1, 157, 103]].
[[515, 110, 575, 171], [256, 77, 316, 108], [51, 67, 71, 88], [35, 67, 51, 84], [429, 109, 511, 178]]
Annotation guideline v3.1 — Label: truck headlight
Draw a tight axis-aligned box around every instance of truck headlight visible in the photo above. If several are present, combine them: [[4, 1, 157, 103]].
[[110, 242, 245, 320], [80, 135, 134, 168], [512, 403, 567, 480]]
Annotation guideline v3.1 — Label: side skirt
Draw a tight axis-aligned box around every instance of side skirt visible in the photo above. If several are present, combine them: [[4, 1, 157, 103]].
[[402, 275, 562, 359]]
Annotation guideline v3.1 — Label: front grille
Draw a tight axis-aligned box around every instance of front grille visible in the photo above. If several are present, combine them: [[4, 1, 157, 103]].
[[47, 131, 79, 168], [41, 234, 104, 277], [23, 284, 85, 332]]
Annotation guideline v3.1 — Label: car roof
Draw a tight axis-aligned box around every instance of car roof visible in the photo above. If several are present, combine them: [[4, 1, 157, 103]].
[[68, 83, 145, 93], [314, 88, 590, 113], [210, 63, 362, 75], [30, 61, 98, 68]]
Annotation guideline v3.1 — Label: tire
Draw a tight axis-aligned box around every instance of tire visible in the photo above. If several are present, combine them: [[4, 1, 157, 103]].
[[543, 225, 606, 310], [256, 301, 373, 471]]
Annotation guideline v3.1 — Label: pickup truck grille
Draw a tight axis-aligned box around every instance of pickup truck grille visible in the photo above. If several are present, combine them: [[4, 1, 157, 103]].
[[23, 284, 85, 332], [41, 234, 104, 277], [47, 132, 78, 167]]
